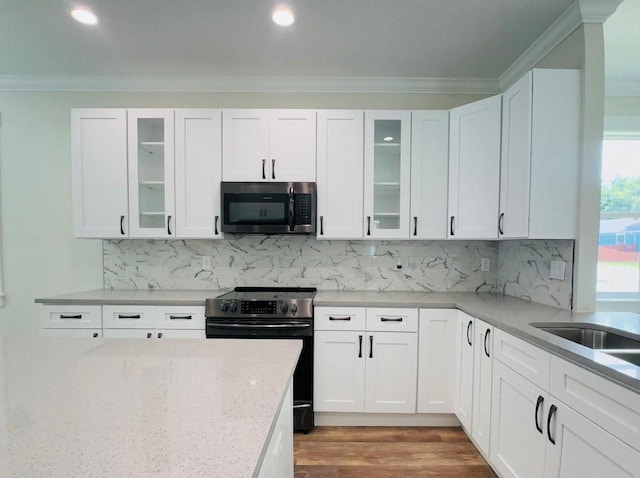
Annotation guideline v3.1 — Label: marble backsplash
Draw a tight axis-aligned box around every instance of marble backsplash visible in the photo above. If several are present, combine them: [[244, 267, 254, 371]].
[[497, 239, 574, 309], [103, 237, 574, 309], [104, 237, 498, 292]]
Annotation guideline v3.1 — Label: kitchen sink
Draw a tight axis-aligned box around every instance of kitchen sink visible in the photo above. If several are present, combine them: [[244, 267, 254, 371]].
[[531, 322, 640, 368], [601, 351, 640, 367], [532, 323, 640, 350]]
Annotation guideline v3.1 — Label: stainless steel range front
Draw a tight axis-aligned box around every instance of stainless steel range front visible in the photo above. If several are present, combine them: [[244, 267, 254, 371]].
[[205, 287, 316, 433]]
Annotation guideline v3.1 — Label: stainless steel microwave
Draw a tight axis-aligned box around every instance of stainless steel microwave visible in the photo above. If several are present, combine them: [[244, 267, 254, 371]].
[[221, 182, 316, 234]]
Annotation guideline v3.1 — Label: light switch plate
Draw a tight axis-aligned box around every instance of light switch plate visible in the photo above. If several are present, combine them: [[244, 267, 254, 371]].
[[481, 258, 490, 272], [550, 261, 565, 280]]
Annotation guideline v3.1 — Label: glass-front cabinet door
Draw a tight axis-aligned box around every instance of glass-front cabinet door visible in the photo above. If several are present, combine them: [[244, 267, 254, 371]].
[[127, 109, 175, 238], [363, 111, 411, 239]]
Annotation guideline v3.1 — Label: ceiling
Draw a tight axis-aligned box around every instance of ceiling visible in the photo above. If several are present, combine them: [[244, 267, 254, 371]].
[[0, 0, 576, 80]]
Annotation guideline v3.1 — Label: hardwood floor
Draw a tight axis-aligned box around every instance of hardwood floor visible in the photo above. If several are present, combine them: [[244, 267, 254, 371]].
[[294, 426, 498, 478]]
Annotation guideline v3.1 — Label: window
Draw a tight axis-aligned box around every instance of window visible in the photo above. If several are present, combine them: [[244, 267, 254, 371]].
[[597, 137, 640, 299]]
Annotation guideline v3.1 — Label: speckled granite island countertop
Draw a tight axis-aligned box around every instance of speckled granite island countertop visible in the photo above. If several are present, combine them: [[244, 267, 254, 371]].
[[0, 337, 301, 478]]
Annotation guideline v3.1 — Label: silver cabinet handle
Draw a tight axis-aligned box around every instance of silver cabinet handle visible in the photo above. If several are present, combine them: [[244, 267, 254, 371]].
[[60, 314, 82, 319]]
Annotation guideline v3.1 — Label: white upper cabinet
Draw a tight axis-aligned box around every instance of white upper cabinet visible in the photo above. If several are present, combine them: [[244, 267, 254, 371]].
[[363, 111, 411, 239], [528, 69, 581, 239], [316, 110, 364, 239], [410, 111, 449, 239], [127, 109, 176, 238], [448, 95, 502, 239], [222, 109, 316, 182], [174, 109, 223, 239], [499, 72, 532, 239], [71, 109, 129, 238]]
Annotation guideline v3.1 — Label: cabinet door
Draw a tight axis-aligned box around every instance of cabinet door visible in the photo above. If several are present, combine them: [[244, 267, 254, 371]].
[[316, 110, 364, 239], [410, 111, 449, 239], [175, 109, 223, 238], [529, 69, 581, 239], [455, 312, 474, 432], [543, 402, 640, 478], [363, 111, 411, 239], [417, 309, 457, 413], [472, 319, 493, 456], [103, 328, 155, 339], [71, 109, 129, 238], [269, 110, 316, 181], [490, 360, 548, 478], [499, 72, 532, 239], [448, 95, 501, 239], [128, 109, 175, 238], [364, 332, 417, 413], [314, 330, 366, 412], [155, 329, 205, 339], [40, 328, 102, 338], [222, 109, 269, 181]]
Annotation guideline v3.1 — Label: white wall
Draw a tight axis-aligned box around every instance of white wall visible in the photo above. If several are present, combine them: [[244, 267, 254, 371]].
[[0, 90, 486, 336]]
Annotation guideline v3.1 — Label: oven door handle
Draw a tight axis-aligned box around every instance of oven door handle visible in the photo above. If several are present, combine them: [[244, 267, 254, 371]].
[[208, 322, 311, 329]]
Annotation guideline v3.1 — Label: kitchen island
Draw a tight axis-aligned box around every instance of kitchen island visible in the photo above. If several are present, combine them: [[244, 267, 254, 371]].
[[0, 337, 301, 477]]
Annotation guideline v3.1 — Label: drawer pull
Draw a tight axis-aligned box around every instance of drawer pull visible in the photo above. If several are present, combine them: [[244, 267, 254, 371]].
[[59, 314, 82, 319], [380, 317, 403, 322], [169, 315, 193, 320], [118, 314, 141, 319], [329, 316, 351, 321]]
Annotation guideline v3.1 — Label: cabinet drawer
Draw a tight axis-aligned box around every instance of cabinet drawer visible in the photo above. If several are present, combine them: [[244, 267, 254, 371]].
[[155, 306, 205, 330], [39, 305, 102, 329], [366, 308, 418, 332], [549, 355, 640, 452], [493, 328, 550, 390], [103, 305, 156, 329], [315, 307, 366, 331]]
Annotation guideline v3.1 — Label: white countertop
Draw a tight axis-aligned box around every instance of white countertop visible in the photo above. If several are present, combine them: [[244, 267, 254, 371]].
[[0, 337, 301, 477]]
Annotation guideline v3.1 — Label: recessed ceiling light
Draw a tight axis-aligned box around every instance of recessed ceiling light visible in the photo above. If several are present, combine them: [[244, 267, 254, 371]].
[[383, 136, 394, 142], [71, 7, 99, 26], [272, 6, 295, 27]]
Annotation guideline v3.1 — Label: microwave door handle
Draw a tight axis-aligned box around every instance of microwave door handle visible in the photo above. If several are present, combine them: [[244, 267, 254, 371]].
[[288, 186, 295, 232]]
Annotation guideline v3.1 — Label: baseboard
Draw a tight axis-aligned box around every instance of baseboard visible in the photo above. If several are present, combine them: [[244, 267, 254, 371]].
[[314, 412, 460, 427]]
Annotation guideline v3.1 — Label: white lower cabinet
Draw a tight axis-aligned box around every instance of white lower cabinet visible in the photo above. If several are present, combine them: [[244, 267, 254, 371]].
[[417, 309, 457, 413], [489, 330, 640, 478], [454, 311, 474, 431], [257, 379, 294, 478], [471, 318, 493, 456], [543, 399, 640, 478], [314, 307, 418, 414], [490, 359, 548, 478], [39, 304, 205, 339]]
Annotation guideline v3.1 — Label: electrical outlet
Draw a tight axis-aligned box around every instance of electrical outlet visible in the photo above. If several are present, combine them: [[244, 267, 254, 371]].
[[201, 256, 212, 271], [550, 261, 565, 280], [481, 258, 490, 272]]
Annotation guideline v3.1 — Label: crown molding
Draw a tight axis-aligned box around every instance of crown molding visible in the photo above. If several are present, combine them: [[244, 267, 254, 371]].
[[0, 74, 500, 95], [578, 0, 624, 23], [605, 79, 640, 97], [499, 0, 623, 91]]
